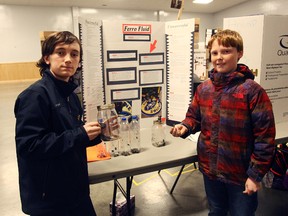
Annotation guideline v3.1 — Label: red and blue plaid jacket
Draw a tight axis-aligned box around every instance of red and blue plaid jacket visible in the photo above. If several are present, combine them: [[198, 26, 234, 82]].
[[182, 64, 275, 186]]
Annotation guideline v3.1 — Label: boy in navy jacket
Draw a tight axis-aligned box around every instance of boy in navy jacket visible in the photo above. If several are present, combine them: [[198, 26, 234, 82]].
[[15, 31, 102, 216]]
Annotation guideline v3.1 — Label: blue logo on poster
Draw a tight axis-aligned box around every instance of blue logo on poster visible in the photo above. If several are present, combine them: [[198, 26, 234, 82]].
[[279, 35, 288, 49]]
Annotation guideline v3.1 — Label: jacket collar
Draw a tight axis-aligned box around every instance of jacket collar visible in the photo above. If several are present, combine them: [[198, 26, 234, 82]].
[[43, 69, 78, 98]]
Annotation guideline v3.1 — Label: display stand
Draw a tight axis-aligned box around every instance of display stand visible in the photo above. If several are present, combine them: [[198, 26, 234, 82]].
[[224, 15, 288, 124]]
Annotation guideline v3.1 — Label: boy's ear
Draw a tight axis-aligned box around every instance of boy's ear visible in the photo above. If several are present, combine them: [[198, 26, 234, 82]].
[[44, 56, 50, 64], [237, 51, 243, 61]]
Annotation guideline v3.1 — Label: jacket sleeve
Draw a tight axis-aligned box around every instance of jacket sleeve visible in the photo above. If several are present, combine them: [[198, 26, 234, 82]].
[[14, 89, 96, 160], [246, 86, 276, 182], [81, 126, 102, 147], [181, 87, 201, 138]]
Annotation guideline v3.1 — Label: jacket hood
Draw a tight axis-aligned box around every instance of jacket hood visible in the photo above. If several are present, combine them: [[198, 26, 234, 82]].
[[209, 64, 254, 87]]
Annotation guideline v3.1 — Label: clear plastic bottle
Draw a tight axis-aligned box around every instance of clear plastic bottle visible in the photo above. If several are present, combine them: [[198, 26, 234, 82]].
[[130, 115, 141, 153], [151, 116, 166, 147], [119, 117, 131, 156]]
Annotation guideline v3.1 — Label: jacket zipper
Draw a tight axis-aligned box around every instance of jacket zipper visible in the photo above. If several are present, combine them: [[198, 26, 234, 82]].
[[42, 163, 50, 199], [67, 96, 72, 114]]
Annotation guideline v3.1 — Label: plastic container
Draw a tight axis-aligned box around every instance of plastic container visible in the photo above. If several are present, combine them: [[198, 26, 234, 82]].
[[130, 115, 141, 153], [119, 117, 131, 156], [151, 116, 166, 147]]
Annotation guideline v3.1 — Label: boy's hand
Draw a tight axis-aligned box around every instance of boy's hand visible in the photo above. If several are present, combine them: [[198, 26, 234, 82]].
[[83, 122, 101, 141], [170, 124, 188, 137], [243, 177, 261, 195]]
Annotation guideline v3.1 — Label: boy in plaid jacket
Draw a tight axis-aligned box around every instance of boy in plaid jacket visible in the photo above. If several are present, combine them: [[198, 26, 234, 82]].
[[170, 29, 275, 216]]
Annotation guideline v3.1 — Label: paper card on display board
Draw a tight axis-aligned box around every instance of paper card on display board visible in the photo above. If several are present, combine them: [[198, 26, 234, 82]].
[[78, 17, 105, 123], [165, 19, 199, 126]]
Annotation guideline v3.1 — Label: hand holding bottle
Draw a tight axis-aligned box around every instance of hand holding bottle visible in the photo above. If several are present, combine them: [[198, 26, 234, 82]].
[[83, 121, 101, 141]]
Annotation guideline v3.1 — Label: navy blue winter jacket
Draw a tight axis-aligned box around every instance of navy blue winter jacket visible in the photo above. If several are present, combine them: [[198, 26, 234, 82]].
[[14, 70, 101, 214]]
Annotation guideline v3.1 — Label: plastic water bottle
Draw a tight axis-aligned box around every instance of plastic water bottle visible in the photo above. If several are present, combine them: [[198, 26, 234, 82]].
[[130, 115, 141, 153], [152, 115, 166, 147], [119, 117, 131, 156]]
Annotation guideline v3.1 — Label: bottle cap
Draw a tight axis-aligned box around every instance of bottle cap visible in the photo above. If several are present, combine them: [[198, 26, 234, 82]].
[[97, 103, 115, 111]]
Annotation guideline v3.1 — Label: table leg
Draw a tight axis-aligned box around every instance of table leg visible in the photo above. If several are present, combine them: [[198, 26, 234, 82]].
[[113, 177, 134, 216], [170, 164, 185, 194], [112, 180, 118, 216], [126, 176, 133, 216], [158, 163, 198, 194]]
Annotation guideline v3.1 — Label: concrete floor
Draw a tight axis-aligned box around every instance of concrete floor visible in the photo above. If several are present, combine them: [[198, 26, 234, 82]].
[[0, 80, 287, 216]]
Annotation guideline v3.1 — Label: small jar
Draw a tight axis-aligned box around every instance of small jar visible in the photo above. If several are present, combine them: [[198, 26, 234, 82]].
[[151, 117, 166, 147], [97, 104, 120, 157], [97, 104, 120, 141]]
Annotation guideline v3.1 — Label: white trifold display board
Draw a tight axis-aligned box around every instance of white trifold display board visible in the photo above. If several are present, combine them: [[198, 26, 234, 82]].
[[102, 20, 166, 123], [224, 15, 288, 124], [78, 17, 199, 127]]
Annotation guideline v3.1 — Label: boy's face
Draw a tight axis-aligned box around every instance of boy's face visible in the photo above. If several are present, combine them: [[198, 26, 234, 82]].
[[210, 40, 243, 73], [44, 42, 81, 82]]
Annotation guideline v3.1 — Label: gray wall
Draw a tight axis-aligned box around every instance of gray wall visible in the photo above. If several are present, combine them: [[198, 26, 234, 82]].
[[0, 5, 73, 63], [0, 0, 287, 63], [0, 5, 213, 63], [213, 0, 288, 28]]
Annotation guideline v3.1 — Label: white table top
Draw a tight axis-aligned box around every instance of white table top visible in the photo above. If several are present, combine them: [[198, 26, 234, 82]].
[[88, 127, 198, 184], [88, 122, 288, 184]]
